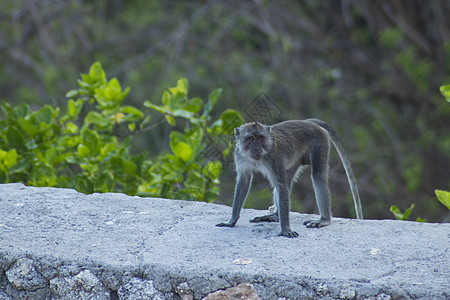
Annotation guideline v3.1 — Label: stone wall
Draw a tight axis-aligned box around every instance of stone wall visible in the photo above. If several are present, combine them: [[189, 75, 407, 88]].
[[0, 183, 449, 299]]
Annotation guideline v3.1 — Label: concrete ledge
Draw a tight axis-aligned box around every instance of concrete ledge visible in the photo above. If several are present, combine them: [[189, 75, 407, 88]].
[[0, 183, 448, 299]]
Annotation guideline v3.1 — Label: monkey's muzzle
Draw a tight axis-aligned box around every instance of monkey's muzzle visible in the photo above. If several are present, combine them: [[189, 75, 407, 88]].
[[251, 155, 262, 160]]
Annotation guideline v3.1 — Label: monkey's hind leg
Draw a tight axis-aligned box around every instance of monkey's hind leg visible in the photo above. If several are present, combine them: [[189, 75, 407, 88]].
[[250, 187, 280, 223], [249, 213, 279, 223], [303, 219, 330, 228], [304, 145, 332, 228], [303, 175, 332, 228]]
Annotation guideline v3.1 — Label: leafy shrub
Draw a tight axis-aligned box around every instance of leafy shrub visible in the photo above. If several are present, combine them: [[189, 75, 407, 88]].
[[435, 86, 450, 211], [389, 85, 450, 221], [0, 62, 243, 201]]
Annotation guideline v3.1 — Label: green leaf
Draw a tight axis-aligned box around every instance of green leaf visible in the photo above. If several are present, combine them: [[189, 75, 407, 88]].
[[64, 122, 79, 134], [435, 189, 450, 209], [183, 97, 203, 113], [84, 111, 107, 126], [54, 153, 70, 165], [121, 106, 144, 122], [56, 176, 73, 189], [19, 119, 38, 136], [169, 131, 186, 145], [439, 85, 450, 103], [140, 116, 151, 129], [402, 203, 415, 220], [122, 136, 132, 148], [101, 143, 117, 157], [67, 99, 83, 117], [110, 156, 124, 174], [77, 144, 91, 158], [168, 93, 185, 111], [165, 115, 176, 126], [80, 74, 92, 84], [162, 91, 170, 106], [203, 88, 222, 118], [14, 104, 31, 118], [94, 171, 114, 192], [219, 109, 244, 134], [65, 89, 79, 98], [390, 203, 415, 220], [177, 78, 188, 95], [45, 148, 57, 165], [111, 112, 125, 124], [68, 99, 77, 116], [184, 127, 204, 156], [169, 131, 193, 162], [31, 162, 57, 187], [208, 119, 224, 135], [1, 102, 14, 118], [169, 78, 188, 96], [89, 62, 107, 84], [203, 161, 221, 178], [94, 78, 129, 109], [123, 160, 137, 175], [35, 106, 53, 124], [0, 149, 17, 169], [61, 135, 81, 148], [171, 142, 193, 162], [185, 172, 203, 190], [121, 106, 144, 118], [76, 175, 93, 194], [204, 189, 219, 202], [144, 101, 167, 113], [7, 127, 24, 150], [389, 205, 403, 220], [172, 109, 194, 119], [106, 78, 122, 99], [81, 129, 100, 153], [9, 158, 30, 173]]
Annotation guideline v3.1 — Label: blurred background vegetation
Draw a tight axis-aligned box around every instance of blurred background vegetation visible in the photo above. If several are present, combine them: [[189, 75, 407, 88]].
[[0, 0, 449, 221]]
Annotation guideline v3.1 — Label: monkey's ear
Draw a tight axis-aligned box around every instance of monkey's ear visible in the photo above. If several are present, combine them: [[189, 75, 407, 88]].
[[266, 126, 271, 133], [235, 127, 240, 137]]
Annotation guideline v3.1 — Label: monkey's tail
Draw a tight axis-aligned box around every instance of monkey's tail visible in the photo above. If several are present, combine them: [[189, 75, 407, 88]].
[[308, 118, 364, 219]]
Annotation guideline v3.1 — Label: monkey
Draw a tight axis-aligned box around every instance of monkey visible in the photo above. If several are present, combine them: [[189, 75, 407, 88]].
[[216, 119, 363, 238]]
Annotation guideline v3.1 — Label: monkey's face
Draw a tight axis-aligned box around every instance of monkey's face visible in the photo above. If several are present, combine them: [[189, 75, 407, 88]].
[[235, 122, 272, 161], [245, 134, 266, 160]]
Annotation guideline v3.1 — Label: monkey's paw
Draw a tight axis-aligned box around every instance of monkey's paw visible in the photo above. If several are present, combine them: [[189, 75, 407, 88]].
[[278, 230, 299, 238], [303, 219, 330, 228], [249, 213, 279, 223], [216, 222, 235, 227]]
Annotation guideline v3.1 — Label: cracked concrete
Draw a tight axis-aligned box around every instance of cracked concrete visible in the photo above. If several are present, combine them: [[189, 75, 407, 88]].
[[0, 183, 449, 299]]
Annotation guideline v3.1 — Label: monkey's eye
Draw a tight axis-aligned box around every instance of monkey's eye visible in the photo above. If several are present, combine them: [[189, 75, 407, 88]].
[[256, 135, 264, 140]]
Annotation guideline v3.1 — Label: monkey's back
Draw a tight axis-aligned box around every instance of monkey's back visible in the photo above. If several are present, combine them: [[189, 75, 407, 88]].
[[270, 120, 329, 148], [268, 120, 330, 171]]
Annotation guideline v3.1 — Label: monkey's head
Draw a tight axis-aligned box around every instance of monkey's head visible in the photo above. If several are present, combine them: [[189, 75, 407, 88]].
[[235, 122, 272, 160]]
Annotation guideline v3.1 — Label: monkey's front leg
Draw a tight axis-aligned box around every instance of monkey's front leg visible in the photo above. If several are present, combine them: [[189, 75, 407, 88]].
[[216, 172, 252, 228], [276, 185, 299, 238]]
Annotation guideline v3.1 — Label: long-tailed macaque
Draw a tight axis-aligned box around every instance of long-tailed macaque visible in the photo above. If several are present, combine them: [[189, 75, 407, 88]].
[[216, 119, 363, 238]]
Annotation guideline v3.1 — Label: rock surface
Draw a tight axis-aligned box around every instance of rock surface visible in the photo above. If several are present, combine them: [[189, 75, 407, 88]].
[[0, 183, 449, 299], [203, 283, 260, 299]]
